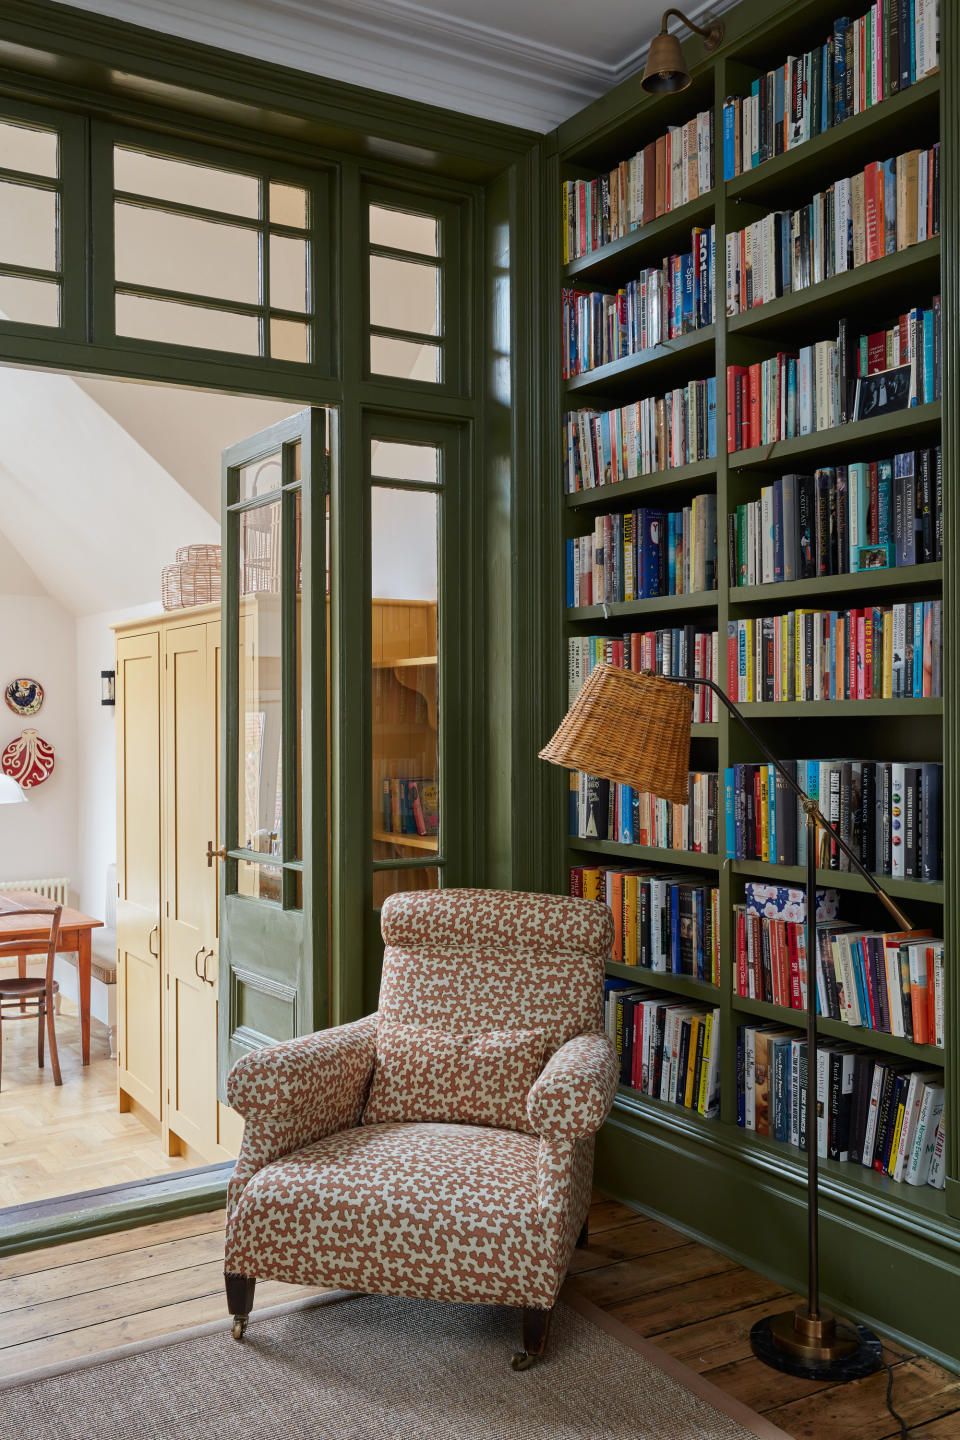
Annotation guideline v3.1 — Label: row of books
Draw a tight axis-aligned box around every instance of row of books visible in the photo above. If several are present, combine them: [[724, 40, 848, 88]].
[[567, 630, 719, 722], [726, 301, 941, 452], [563, 379, 718, 493], [562, 226, 715, 377], [562, 108, 714, 263], [738, 1027, 945, 1189], [566, 497, 718, 606], [736, 901, 944, 1047], [379, 777, 439, 837], [724, 759, 943, 880], [570, 769, 719, 854], [726, 600, 943, 703], [721, 4, 940, 180], [573, 867, 720, 982], [728, 451, 942, 587], [725, 146, 939, 316], [606, 980, 721, 1117]]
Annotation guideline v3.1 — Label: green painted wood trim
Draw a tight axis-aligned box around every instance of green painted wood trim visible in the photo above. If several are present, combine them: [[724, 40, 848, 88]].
[[0, 1177, 229, 1259], [730, 858, 943, 905], [565, 458, 719, 511], [729, 401, 941, 470], [606, 959, 720, 1003], [564, 323, 715, 400], [596, 1104, 960, 1374], [736, 699, 943, 717], [731, 562, 943, 605], [731, 992, 945, 1064], [568, 591, 719, 621], [570, 837, 719, 870], [563, 191, 716, 285]]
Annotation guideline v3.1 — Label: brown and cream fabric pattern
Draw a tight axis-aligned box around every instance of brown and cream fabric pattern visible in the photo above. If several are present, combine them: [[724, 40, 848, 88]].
[[224, 889, 617, 1314]]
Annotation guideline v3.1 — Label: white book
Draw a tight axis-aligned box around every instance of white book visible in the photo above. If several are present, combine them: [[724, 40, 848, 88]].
[[861, 1062, 885, 1167], [927, 1117, 946, 1190], [891, 762, 906, 877], [907, 1083, 944, 1185], [884, 936, 906, 1037], [893, 1070, 937, 1182], [816, 1049, 830, 1159], [761, 486, 774, 583]]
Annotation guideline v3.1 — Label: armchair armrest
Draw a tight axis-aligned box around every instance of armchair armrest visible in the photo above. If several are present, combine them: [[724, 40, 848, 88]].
[[527, 1032, 618, 1142], [226, 1013, 378, 1216]]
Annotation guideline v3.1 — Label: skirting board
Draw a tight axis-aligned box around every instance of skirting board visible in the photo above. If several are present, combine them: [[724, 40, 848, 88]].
[[596, 1105, 960, 1375]]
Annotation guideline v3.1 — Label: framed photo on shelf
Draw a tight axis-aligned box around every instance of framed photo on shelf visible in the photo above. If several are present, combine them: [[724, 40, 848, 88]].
[[855, 542, 895, 572], [853, 362, 914, 421]]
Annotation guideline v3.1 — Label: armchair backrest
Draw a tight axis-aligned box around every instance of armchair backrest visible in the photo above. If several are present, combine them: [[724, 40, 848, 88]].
[[378, 888, 613, 1055]]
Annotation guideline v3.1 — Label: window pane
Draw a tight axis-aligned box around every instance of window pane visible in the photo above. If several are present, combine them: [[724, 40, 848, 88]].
[[270, 235, 308, 313], [270, 181, 308, 229], [0, 181, 56, 270], [115, 202, 260, 305], [370, 255, 439, 336], [114, 146, 259, 218], [236, 858, 283, 902], [270, 318, 309, 363], [0, 274, 59, 326], [0, 121, 57, 178], [374, 867, 440, 908], [239, 499, 283, 859], [371, 440, 439, 485], [116, 293, 260, 354], [239, 456, 283, 500], [372, 486, 439, 865], [370, 205, 438, 256], [370, 335, 440, 383]]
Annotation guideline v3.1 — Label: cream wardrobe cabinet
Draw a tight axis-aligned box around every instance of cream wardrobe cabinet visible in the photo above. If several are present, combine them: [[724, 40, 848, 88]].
[[115, 604, 242, 1163]]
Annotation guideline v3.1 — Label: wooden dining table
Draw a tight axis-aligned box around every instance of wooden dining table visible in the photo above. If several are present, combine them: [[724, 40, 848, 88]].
[[0, 891, 103, 1066]]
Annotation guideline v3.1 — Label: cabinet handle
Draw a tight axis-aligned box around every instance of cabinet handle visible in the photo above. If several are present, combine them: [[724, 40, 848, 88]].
[[148, 925, 159, 958], [206, 841, 227, 868], [203, 949, 217, 986], [195, 946, 206, 980]]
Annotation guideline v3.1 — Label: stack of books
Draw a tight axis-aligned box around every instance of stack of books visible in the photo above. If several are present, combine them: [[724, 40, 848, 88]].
[[563, 108, 714, 262], [380, 777, 439, 837], [726, 300, 941, 451], [567, 629, 719, 720], [563, 378, 718, 493], [726, 146, 939, 315], [735, 882, 944, 1044], [726, 600, 942, 702], [571, 769, 719, 853], [606, 979, 721, 1116], [737, 1025, 945, 1189], [728, 451, 943, 585], [562, 225, 715, 377], [572, 865, 720, 981], [724, 759, 943, 880], [722, 6, 940, 181], [567, 496, 718, 604]]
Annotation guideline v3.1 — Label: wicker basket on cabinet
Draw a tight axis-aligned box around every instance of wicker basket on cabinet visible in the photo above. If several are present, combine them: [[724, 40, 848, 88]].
[[161, 544, 222, 610]]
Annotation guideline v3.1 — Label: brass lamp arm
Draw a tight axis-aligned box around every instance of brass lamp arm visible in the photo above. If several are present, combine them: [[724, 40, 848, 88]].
[[658, 7, 721, 42], [673, 674, 915, 932]]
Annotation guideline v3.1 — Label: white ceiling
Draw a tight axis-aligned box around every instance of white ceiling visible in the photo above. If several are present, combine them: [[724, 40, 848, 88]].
[[53, 0, 734, 131]]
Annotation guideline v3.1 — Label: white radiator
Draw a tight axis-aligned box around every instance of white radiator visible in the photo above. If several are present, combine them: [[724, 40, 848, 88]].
[[0, 876, 71, 905]]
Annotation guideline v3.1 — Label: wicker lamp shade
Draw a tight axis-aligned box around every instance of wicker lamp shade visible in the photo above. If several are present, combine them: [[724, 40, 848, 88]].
[[539, 664, 693, 805]]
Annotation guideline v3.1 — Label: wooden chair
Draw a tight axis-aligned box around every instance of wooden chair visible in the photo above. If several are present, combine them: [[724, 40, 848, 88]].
[[0, 904, 63, 1088]]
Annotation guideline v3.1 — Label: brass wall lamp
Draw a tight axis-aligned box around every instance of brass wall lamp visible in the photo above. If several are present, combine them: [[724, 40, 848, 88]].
[[641, 8, 725, 93]]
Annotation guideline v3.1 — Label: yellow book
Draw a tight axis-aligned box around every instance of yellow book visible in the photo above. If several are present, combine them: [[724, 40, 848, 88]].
[[759, 764, 770, 862], [697, 1013, 713, 1113], [888, 1099, 907, 1177], [794, 609, 815, 698], [624, 874, 638, 965], [684, 1016, 701, 1108], [582, 866, 602, 902]]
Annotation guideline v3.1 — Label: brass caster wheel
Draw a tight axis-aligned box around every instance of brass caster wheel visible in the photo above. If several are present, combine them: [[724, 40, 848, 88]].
[[511, 1350, 535, 1371], [232, 1315, 248, 1342]]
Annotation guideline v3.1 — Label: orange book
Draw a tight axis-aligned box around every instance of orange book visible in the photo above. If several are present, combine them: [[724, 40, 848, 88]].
[[909, 946, 930, 1045], [610, 870, 624, 963]]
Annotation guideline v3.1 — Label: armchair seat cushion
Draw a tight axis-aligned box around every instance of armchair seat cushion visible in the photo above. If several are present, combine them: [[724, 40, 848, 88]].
[[225, 1121, 562, 1309]]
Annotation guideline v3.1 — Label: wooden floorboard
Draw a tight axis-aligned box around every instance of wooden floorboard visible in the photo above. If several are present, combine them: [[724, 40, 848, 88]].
[[0, 1194, 957, 1440]]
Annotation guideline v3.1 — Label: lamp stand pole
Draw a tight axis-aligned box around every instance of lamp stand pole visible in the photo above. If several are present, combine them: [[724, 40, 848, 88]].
[[674, 674, 902, 1378]]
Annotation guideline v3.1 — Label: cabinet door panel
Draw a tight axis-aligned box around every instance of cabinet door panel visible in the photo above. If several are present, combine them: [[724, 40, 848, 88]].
[[116, 631, 163, 1117]]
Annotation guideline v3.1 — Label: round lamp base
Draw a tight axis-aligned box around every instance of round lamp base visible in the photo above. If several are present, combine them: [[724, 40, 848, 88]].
[[750, 1307, 883, 1382]]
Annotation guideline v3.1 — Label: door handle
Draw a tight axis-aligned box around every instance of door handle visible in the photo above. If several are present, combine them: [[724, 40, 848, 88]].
[[206, 841, 227, 868], [148, 925, 159, 958], [194, 946, 206, 980], [202, 949, 217, 987]]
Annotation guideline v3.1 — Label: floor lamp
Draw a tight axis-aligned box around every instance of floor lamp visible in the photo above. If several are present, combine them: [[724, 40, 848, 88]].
[[540, 662, 917, 1380]]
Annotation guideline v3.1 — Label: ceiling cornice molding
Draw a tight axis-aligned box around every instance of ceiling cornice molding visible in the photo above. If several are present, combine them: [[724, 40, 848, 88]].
[[54, 0, 738, 132]]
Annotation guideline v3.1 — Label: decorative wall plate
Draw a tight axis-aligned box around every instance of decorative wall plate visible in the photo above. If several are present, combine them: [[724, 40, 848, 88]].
[[4, 677, 43, 717], [1, 728, 55, 788]]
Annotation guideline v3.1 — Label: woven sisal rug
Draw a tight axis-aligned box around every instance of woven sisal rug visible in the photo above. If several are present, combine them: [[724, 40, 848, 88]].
[[0, 1286, 789, 1439]]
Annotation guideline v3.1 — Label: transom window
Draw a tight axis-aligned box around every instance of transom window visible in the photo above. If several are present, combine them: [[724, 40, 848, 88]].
[[0, 116, 61, 329]]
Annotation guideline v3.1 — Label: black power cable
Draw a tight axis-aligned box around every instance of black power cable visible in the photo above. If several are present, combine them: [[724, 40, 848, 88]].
[[884, 1357, 910, 1439]]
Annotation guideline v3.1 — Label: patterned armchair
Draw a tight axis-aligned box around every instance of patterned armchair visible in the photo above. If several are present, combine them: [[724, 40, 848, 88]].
[[223, 888, 617, 1366]]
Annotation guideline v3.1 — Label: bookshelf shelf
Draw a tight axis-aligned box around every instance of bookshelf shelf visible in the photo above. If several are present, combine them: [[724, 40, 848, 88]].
[[736, 698, 943, 718], [563, 190, 716, 286], [729, 859, 943, 906], [729, 400, 942, 470], [727, 236, 941, 342], [371, 830, 438, 853], [730, 562, 943, 606], [564, 323, 715, 400], [725, 71, 941, 208], [570, 836, 719, 869], [607, 958, 719, 1001], [568, 590, 718, 622], [730, 992, 944, 1063], [565, 456, 718, 511]]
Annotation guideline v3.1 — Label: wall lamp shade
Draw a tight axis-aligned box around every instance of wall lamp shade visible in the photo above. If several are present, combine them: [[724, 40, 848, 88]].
[[641, 9, 725, 94], [0, 773, 27, 805], [539, 664, 693, 805]]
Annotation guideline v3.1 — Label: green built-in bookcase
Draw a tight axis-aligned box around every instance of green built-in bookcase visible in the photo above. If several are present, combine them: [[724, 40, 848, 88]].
[[543, 0, 960, 1367]]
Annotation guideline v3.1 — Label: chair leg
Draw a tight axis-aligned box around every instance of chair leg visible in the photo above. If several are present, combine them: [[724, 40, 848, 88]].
[[576, 1217, 589, 1249], [512, 1306, 553, 1371], [45, 994, 62, 1086], [38, 1001, 44, 1068], [225, 1272, 256, 1341]]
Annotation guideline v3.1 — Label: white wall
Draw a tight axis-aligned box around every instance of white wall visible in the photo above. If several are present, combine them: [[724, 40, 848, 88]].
[[74, 601, 163, 919], [0, 596, 78, 896]]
